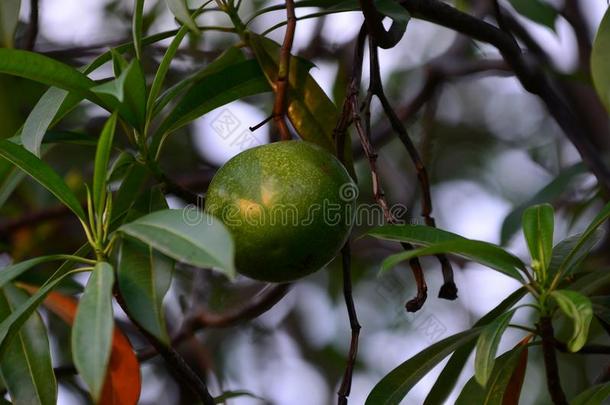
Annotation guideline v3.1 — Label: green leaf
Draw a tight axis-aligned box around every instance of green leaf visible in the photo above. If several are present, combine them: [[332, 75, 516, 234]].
[[111, 161, 150, 225], [72, 262, 115, 402], [522, 203, 554, 274], [508, 0, 557, 30], [117, 188, 173, 344], [0, 0, 20, 48], [424, 288, 527, 405], [0, 254, 88, 358], [248, 34, 336, 152], [164, 0, 199, 33], [548, 229, 604, 279], [0, 139, 86, 220], [0, 255, 87, 290], [213, 390, 265, 403], [379, 241, 525, 282], [118, 209, 235, 278], [0, 49, 110, 107], [474, 309, 516, 386], [21, 87, 69, 157], [456, 346, 526, 405], [132, 0, 145, 60], [365, 328, 482, 405], [151, 46, 248, 118], [93, 113, 118, 218], [554, 200, 610, 280], [0, 162, 24, 209], [592, 7, 610, 113], [92, 61, 147, 131], [571, 382, 610, 405], [370, 225, 526, 282], [550, 289, 593, 352], [152, 54, 270, 155], [500, 163, 586, 245], [0, 284, 57, 405]]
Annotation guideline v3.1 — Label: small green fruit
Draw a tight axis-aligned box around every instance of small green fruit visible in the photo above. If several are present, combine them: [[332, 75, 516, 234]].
[[205, 141, 356, 282]]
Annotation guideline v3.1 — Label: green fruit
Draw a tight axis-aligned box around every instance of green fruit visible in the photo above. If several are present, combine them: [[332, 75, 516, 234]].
[[205, 141, 356, 282]]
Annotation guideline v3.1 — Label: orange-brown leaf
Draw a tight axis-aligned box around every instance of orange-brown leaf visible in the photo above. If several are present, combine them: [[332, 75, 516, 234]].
[[20, 286, 142, 405], [503, 335, 531, 405]]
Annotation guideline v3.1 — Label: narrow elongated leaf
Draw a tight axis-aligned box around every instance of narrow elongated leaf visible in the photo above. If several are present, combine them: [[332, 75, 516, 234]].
[[0, 254, 88, 289], [0, 139, 86, 220], [117, 188, 173, 344], [151, 46, 248, 118], [370, 225, 527, 281], [500, 163, 586, 245], [72, 262, 115, 402], [14, 28, 184, 164], [0, 49, 110, 107], [571, 382, 610, 405], [0, 270, 82, 357], [424, 288, 527, 405], [0, 242, 89, 357], [550, 289, 593, 352], [365, 328, 482, 405], [474, 309, 516, 386], [502, 338, 530, 405], [32, 290, 141, 405], [548, 229, 604, 279], [0, 0, 20, 48], [380, 241, 525, 282], [118, 209, 235, 278], [555, 200, 610, 279], [21, 88, 69, 157], [152, 58, 270, 153], [456, 347, 525, 405], [93, 61, 147, 131], [0, 164, 24, 208], [164, 0, 199, 33], [93, 113, 118, 216], [132, 0, 145, 60], [111, 162, 150, 225], [0, 284, 56, 405], [522, 203, 554, 275], [592, 7, 610, 113], [213, 390, 265, 403]]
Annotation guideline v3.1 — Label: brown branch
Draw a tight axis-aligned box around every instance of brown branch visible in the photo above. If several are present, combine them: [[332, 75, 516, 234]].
[[358, 0, 405, 49], [115, 291, 215, 405], [398, 0, 610, 197], [539, 316, 568, 405], [339, 25, 428, 312], [25, 0, 40, 51], [337, 243, 361, 405], [272, 0, 297, 141], [368, 39, 457, 300]]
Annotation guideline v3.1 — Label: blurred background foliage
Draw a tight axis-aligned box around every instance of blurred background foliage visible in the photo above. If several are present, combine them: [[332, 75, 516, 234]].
[[1, 0, 609, 404]]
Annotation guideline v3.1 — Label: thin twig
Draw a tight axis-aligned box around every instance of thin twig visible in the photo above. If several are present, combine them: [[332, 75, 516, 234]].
[[367, 39, 457, 300], [272, 0, 297, 141], [337, 243, 361, 405], [340, 25, 428, 312]]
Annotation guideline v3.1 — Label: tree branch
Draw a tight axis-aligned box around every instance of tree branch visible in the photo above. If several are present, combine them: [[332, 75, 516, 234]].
[[398, 0, 610, 196], [273, 0, 297, 141], [539, 316, 568, 405]]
